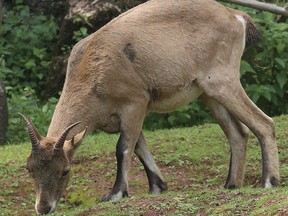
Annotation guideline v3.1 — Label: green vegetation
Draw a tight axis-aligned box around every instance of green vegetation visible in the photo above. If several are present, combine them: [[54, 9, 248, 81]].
[[0, 1, 58, 143], [0, 2, 58, 95], [238, 6, 288, 116], [0, 1, 287, 143], [0, 115, 287, 215], [5, 87, 57, 143], [1, 1, 287, 215]]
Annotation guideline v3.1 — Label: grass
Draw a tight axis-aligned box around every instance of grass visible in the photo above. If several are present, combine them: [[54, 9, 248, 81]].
[[0, 115, 287, 215]]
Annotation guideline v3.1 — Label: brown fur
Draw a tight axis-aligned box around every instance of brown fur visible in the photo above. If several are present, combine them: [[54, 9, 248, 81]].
[[25, 0, 279, 214]]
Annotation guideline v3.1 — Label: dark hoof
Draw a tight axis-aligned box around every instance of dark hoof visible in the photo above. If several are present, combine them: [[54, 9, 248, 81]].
[[149, 181, 168, 194], [101, 191, 128, 202], [270, 176, 280, 186], [263, 176, 280, 188], [224, 184, 237, 189]]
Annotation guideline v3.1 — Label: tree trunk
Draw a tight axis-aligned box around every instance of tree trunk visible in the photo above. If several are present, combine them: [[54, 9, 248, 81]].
[[0, 0, 7, 145], [0, 0, 3, 24], [219, 0, 288, 17], [0, 79, 8, 145]]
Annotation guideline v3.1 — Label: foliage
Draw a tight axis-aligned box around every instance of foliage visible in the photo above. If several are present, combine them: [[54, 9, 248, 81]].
[[0, 1, 58, 143], [239, 7, 288, 115], [2, 1, 288, 143], [0, 0, 58, 97], [72, 16, 92, 42], [6, 88, 57, 143], [61, 15, 92, 54], [144, 101, 214, 130]]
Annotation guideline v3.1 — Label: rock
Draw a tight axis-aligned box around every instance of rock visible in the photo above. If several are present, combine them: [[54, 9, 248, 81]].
[[23, 0, 67, 24], [58, 0, 122, 52]]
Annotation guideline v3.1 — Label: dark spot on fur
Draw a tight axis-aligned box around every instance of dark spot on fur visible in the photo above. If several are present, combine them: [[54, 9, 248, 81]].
[[148, 88, 161, 101], [123, 43, 136, 62]]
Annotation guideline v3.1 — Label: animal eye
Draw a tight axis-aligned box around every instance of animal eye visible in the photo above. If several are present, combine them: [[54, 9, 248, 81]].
[[62, 170, 70, 177]]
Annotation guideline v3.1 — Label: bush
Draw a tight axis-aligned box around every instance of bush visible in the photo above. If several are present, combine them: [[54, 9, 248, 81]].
[[0, 1, 59, 143], [7, 88, 57, 143], [0, 1, 58, 97], [240, 10, 288, 115], [144, 101, 214, 130]]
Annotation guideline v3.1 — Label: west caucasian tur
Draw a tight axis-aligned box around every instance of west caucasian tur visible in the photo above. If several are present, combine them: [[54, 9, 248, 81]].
[[21, 0, 280, 214]]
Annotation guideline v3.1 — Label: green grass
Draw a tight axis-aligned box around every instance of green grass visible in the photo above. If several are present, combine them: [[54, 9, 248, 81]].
[[0, 115, 287, 216]]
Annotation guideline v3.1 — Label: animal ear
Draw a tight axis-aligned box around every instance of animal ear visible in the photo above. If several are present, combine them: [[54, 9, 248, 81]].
[[64, 126, 88, 160]]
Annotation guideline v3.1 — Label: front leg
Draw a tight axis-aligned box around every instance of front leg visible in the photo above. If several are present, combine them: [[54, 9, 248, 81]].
[[101, 102, 147, 201], [102, 131, 133, 201], [135, 131, 167, 194]]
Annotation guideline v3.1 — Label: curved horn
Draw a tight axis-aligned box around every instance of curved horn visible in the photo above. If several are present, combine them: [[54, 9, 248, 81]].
[[18, 113, 41, 151], [54, 121, 82, 150]]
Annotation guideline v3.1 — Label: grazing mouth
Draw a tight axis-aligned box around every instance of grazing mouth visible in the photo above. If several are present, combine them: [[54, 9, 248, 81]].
[[35, 200, 56, 215]]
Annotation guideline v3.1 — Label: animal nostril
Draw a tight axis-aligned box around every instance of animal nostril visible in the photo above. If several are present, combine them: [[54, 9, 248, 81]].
[[38, 206, 52, 215], [45, 207, 52, 214]]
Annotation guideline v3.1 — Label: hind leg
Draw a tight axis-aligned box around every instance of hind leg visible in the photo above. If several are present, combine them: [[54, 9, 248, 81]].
[[198, 73, 279, 187], [202, 94, 249, 188]]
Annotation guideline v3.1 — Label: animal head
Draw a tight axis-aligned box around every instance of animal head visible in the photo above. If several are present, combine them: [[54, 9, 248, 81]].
[[19, 113, 87, 215]]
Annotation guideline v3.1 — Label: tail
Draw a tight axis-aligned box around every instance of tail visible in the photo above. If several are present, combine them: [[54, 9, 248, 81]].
[[243, 15, 262, 47], [229, 8, 262, 47]]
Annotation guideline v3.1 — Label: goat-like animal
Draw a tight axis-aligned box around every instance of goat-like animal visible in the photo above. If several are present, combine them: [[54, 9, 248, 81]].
[[21, 0, 280, 214]]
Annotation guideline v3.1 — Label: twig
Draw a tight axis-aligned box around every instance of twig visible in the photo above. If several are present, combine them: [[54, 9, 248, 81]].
[[219, 0, 288, 17]]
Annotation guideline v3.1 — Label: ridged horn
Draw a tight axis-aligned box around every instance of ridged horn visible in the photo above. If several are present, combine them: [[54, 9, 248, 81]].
[[54, 121, 82, 150], [18, 113, 41, 152]]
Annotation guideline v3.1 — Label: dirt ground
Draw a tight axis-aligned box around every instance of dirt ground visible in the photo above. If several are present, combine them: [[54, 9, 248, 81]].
[[1, 152, 288, 216]]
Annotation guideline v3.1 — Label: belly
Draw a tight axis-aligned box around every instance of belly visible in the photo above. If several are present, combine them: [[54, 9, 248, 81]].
[[147, 82, 203, 113]]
